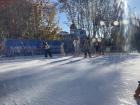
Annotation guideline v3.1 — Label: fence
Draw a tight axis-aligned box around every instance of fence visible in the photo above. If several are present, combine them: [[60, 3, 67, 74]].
[[0, 39, 74, 57], [0, 38, 119, 57]]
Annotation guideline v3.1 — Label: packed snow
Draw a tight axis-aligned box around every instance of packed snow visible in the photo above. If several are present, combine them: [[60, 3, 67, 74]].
[[0, 54, 140, 105]]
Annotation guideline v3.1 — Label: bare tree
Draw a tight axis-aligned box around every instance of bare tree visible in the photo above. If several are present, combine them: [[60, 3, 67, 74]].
[[58, 0, 127, 51]]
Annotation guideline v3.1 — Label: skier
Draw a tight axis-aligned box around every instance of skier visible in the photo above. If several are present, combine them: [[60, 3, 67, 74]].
[[83, 36, 91, 58], [44, 41, 52, 58]]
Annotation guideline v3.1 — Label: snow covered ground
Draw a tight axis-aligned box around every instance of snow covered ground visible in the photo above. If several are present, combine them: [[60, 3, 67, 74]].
[[0, 54, 140, 105]]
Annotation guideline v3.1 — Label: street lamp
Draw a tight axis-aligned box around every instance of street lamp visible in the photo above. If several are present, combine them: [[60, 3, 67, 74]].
[[100, 21, 106, 26], [113, 21, 119, 26], [100, 20, 120, 27]]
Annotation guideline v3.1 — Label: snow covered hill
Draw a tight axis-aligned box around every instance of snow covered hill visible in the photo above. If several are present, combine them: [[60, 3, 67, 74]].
[[0, 54, 140, 105]]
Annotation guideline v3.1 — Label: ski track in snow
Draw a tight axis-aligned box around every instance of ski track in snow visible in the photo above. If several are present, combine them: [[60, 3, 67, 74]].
[[0, 54, 140, 105]]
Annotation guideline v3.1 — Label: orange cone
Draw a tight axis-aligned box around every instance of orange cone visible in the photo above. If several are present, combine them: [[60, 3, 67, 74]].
[[134, 81, 140, 98]]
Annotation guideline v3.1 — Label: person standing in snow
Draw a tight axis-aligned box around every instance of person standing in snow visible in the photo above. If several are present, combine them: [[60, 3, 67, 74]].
[[83, 36, 91, 58], [77, 36, 80, 56], [73, 39, 77, 56], [44, 42, 52, 58], [60, 42, 65, 56], [73, 37, 80, 57], [100, 38, 105, 55], [95, 39, 99, 55]]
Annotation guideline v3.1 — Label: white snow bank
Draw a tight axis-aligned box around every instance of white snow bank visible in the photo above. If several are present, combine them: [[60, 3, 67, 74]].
[[0, 54, 140, 105]]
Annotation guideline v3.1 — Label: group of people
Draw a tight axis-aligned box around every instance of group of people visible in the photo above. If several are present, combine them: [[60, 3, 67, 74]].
[[73, 36, 105, 58], [0, 37, 106, 58], [43, 36, 105, 59]]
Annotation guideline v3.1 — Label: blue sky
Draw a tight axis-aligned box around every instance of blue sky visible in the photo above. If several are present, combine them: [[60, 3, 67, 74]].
[[56, 13, 69, 32], [128, 0, 140, 15], [50, 0, 69, 32], [54, 0, 140, 32]]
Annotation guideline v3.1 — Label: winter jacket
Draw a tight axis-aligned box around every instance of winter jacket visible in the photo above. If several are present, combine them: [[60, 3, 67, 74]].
[[83, 39, 91, 50], [44, 42, 50, 49]]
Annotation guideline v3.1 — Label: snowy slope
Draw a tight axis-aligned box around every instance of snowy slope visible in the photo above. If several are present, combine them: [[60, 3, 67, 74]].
[[0, 54, 140, 105]]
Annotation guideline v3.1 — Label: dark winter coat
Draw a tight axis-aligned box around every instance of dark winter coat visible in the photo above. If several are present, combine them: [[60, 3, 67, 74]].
[[83, 38, 91, 51], [44, 42, 50, 50]]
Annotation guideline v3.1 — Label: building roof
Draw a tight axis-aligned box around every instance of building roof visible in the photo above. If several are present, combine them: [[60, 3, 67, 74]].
[[59, 31, 69, 35]]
